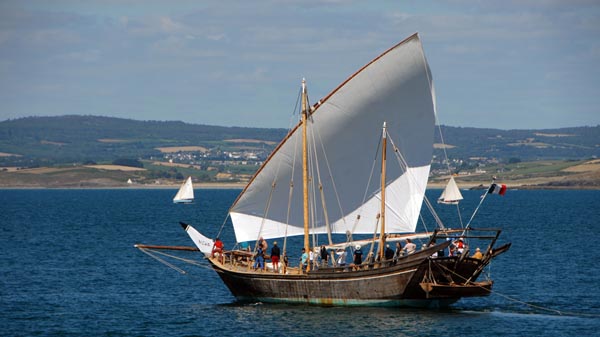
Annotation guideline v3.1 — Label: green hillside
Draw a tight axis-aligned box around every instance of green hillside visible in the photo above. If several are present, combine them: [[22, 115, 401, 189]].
[[0, 115, 598, 168], [0, 115, 287, 167], [0, 115, 598, 188], [434, 125, 600, 161]]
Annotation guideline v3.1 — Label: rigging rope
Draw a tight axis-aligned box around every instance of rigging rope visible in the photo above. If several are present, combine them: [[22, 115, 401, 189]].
[[307, 121, 318, 249], [350, 133, 382, 237], [253, 180, 276, 253], [215, 214, 230, 242], [420, 47, 465, 230], [387, 132, 444, 232], [252, 87, 306, 250], [315, 119, 345, 240], [433, 260, 599, 318], [137, 247, 209, 274], [368, 214, 380, 260], [283, 90, 303, 256]]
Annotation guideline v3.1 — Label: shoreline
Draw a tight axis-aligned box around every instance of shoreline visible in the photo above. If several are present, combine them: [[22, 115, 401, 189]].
[[1, 182, 599, 190], [0, 182, 247, 190]]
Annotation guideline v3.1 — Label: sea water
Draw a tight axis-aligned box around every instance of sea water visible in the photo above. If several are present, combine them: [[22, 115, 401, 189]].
[[1, 189, 599, 336]]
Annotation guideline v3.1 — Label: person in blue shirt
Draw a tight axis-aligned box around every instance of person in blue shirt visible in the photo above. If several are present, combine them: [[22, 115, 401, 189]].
[[300, 248, 308, 272], [253, 246, 264, 271]]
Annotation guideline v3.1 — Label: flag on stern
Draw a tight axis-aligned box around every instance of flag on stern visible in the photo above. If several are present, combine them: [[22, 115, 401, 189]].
[[488, 183, 507, 196]]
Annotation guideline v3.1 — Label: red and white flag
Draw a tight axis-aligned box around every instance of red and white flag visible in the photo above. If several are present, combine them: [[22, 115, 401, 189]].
[[488, 183, 507, 196]]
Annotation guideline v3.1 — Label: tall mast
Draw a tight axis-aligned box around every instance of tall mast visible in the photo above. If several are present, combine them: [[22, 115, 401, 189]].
[[301, 79, 310, 271], [379, 122, 387, 261]]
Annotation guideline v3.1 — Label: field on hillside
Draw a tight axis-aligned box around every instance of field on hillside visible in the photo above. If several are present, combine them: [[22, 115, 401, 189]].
[[1, 159, 599, 189], [428, 159, 600, 189]]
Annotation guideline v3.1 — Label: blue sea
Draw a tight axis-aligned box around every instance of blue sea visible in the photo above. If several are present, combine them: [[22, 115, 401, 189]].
[[1, 189, 599, 336]]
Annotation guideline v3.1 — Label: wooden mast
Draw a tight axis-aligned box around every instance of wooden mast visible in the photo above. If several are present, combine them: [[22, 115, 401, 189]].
[[379, 122, 387, 261], [301, 79, 310, 271]]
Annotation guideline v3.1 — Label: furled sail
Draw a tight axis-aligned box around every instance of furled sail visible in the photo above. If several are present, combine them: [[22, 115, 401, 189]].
[[229, 33, 436, 242], [438, 176, 463, 205], [173, 176, 194, 203]]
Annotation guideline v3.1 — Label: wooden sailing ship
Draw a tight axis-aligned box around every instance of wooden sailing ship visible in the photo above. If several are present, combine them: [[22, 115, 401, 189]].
[[137, 33, 510, 307]]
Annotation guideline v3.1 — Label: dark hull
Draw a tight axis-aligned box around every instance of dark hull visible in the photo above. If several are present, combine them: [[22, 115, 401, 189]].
[[207, 242, 495, 307], [403, 256, 488, 299]]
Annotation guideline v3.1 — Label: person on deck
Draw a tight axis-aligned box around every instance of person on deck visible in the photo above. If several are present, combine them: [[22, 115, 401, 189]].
[[309, 248, 317, 270], [394, 242, 403, 260], [253, 246, 264, 271], [429, 243, 438, 258], [403, 239, 417, 255], [300, 248, 308, 272], [212, 238, 224, 262], [472, 247, 483, 260], [271, 241, 281, 273], [282, 251, 289, 274], [353, 245, 363, 269], [336, 249, 347, 267], [384, 244, 394, 261], [453, 237, 465, 255], [257, 237, 268, 252], [320, 245, 328, 267]]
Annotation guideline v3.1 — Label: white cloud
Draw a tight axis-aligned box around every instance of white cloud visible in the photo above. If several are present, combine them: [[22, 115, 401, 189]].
[[0, 1, 598, 128], [159, 16, 183, 33]]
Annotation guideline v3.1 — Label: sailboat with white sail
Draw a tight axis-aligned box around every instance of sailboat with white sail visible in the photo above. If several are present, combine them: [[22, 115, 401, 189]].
[[438, 176, 463, 205], [173, 176, 194, 204], [137, 33, 510, 307]]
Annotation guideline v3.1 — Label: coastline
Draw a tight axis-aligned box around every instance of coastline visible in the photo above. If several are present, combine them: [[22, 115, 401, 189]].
[[1, 182, 599, 190], [3, 158, 598, 190], [0, 182, 247, 190]]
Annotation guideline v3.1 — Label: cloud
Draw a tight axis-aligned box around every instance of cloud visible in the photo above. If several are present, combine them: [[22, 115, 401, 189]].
[[159, 16, 183, 33], [57, 49, 101, 63], [0, 1, 598, 128]]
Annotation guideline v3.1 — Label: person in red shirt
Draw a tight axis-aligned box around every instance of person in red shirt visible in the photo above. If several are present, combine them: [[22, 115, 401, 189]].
[[212, 237, 224, 263]]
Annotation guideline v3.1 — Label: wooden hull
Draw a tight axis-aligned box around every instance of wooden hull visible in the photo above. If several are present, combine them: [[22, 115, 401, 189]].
[[208, 243, 474, 307]]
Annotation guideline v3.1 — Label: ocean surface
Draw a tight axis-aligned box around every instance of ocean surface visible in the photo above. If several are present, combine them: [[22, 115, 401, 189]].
[[1, 188, 599, 336]]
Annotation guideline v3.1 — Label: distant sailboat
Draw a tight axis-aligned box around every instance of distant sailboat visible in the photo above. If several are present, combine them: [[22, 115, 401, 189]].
[[173, 176, 194, 204], [438, 176, 463, 205]]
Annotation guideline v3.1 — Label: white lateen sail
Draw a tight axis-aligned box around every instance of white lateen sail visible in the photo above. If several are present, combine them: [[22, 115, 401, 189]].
[[438, 176, 463, 205], [173, 176, 194, 204], [229, 34, 435, 243]]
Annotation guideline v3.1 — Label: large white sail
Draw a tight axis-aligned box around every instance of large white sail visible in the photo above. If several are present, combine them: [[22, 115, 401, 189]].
[[173, 176, 194, 203], [438, 176, 463, 205], [229, 33, 436, 243]]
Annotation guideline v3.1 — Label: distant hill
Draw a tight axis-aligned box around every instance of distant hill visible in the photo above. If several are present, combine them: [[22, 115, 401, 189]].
[[434, 125, 600, 161], [0, 115, 287, 166], [0, 115, 598, 167]]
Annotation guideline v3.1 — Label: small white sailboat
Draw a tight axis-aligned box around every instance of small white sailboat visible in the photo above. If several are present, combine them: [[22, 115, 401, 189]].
[[438, 176, 463, 205], [173, 176, 194, 204]]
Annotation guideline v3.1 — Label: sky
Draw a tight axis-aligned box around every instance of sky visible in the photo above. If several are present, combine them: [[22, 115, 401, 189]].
[[0, 0, 599, 130]]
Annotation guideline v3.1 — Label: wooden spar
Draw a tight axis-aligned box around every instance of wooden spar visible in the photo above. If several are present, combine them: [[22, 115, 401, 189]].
[[378, 122, 387, 261], [301, 79, 310, 271], [134, 244, 199, 251]]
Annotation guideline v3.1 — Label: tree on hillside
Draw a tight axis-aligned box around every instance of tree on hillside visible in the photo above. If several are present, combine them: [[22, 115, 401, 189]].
[[112, 158, 144, 168]]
